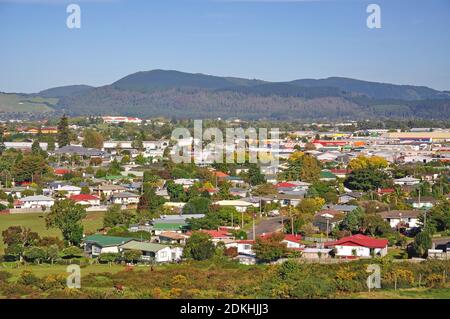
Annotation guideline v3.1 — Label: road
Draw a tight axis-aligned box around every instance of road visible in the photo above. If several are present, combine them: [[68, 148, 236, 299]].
[[247, 216, 283, 240]]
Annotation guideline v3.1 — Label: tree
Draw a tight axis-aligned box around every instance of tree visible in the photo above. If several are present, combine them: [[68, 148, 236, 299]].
[[82, 129, 104, 149], [80, 186, 90, 194], [253, 232, 288, 262], [1, 226, 39, 260], [12, 154, 48, 183], [183, 197, 211, 214], [137, 187, 166, 212], [183, 232, 215, 261], [245, 164, 266, 186], [23, 246, 46, 264], [297, 197, 325, 215], [340, 207, 365, 233], [166, 180, 187, 202], [45, 199, 87, 246], [99, 252, 120, 265], [253, 183, 277, 196], [300, 155, 321, 183], [425, 200, 450, 232], [360, 214, 392, 236], [31, 140, 42, 155], [411, 231, 432, 258], [348, 155, 388, 170], [344, 168, 391, 191], [57, 115, 71, 148], [122, 250, 142, 263], [103, 204, 134, 228], [0, 126, 5, 155]]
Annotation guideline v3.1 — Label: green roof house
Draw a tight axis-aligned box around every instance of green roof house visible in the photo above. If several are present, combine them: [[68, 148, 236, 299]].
[[320, 171, 337, 181], [83, 234, 134, 257]]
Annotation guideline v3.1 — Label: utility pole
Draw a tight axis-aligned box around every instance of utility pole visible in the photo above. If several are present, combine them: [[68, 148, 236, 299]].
[[290, 205, 294, 235], [253, 213, 256, 240]]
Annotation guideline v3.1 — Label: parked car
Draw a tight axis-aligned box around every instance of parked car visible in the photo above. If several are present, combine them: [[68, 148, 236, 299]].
[[268, 210, 280, 217]]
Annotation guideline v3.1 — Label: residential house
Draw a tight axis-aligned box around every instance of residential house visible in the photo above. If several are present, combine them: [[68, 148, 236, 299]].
[[394, 176, 421, 186], [119, 240, 183, 263], [408, 196, 437, 209], [215, 199, 256, 212], [321, 204, 359, 214], [338, 192, 362, 204], [15, 195, 55, 208], [57, 185, 82, 196], [69, 194, 100, 206], [158, 232, 189, 245], [110, 191, 140, 205], [378, 210, 421, 230], [313, 210, 345, 232], [83, 235, 134, 257], [93, 184, 127, 198], [324, 234, 388, 258]]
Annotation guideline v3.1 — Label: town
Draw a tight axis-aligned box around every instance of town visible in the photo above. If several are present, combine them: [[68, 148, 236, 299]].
[[0, 115, 448, 298]]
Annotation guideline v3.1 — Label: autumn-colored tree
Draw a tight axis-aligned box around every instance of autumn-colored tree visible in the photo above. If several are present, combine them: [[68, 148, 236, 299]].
[[253, 232, 288, 262], [348, 155, 388, 170]]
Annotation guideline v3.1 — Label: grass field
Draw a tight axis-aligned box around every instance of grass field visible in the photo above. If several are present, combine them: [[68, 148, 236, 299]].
[[0, 93, 56, 113], [349, 287, 450, 299], [0, 211, 105, 253]]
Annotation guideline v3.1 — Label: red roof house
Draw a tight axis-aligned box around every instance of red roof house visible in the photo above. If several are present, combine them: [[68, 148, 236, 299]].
[[324, 234, 388, 258], [69, 194, 100, 206]]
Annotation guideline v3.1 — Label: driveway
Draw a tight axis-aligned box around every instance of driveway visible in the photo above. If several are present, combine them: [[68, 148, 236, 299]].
[[247, 216, 283, 240]]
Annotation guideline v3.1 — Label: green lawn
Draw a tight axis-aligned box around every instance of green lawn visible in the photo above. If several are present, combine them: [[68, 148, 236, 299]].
[[0, 211, 105, 253]]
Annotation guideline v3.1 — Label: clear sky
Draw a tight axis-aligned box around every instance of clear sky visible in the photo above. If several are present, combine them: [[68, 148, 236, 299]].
[[1, 0, 449, 93]]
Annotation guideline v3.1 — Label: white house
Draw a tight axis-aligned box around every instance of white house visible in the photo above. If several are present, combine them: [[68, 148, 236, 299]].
[[57, 185, 82, 196], [393, 176, 421, 186], [214, 199, 256, 212], [16, 195, 55, 208], [69, 194, 101, 206], [379, 210, 421, 229], [324, 234, 388, 258], [110, 192, 140, 205], [119, 240, 183, 263]]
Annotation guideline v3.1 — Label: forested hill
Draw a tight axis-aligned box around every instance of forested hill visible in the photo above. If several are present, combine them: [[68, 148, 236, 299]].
[[3, 70, 450, 120]]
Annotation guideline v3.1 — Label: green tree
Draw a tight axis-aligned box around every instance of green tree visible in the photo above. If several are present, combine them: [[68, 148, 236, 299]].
[[122, 250, 142, 263], [344, 168, 391, 191], [1, 226, 39, 260], [183, 197, 211, 214], [57, 115, 71, 148], [167, 180, 187, 202], [12, 154, 48, 182], [103, 204, 134, 228], [23, 246, 46, 264], [183, 231, 215, 261], [411, 231, 432, 258], [45, 199, 87, 246], [245, 164, 266, 186]]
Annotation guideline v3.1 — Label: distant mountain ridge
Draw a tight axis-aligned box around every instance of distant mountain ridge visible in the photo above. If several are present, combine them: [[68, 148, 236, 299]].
[[2, 70, 450, 120], [37, 85, 94, 98]]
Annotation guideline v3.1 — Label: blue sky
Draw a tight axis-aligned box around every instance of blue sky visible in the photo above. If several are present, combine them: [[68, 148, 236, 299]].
[[0, 0, 449, 93]]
